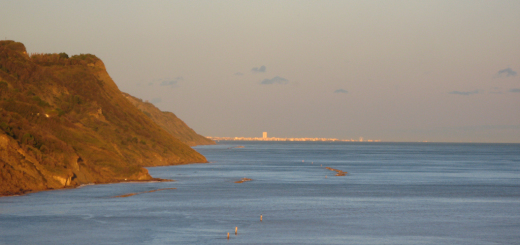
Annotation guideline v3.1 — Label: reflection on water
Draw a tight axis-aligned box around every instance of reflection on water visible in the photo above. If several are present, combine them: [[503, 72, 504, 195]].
[[1, 142, 519, 244]]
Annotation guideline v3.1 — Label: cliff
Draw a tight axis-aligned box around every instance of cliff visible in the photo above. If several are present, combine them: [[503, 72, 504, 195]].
[[122, 92, 215, 146], [0, 41, 207, 196]]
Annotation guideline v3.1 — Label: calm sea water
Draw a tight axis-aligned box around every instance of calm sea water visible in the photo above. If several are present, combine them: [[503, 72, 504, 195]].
[[1, 141, 519, 244]]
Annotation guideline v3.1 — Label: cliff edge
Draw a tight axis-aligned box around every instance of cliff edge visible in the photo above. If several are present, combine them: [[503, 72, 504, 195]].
[[122, 92, 215, 146]]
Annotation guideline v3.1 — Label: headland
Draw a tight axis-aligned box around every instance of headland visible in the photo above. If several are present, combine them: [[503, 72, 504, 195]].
[[0, 41, 209, 196]]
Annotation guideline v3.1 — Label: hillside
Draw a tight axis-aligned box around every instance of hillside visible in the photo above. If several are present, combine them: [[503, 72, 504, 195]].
[[0, 41, 207, 196], [122, 92, 215, 146]]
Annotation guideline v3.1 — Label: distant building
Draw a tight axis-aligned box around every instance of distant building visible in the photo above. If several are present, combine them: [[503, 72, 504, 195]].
[[263, 132, 267, 139]]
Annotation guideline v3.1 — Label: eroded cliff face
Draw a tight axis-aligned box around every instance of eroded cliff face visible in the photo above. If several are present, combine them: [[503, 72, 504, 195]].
[[0, 41, 207, 196], [0, 132, 78, 195]]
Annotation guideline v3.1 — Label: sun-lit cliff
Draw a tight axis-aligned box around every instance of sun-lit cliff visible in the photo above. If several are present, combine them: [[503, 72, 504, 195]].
[[0, 41, 207, 196]]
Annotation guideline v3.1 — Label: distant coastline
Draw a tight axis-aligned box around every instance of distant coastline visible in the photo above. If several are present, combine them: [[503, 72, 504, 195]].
[[207, 136, 381, 142]]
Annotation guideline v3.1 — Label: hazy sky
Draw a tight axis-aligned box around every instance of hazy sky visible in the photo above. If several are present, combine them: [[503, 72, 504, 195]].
[[2, 0, 520, 142]]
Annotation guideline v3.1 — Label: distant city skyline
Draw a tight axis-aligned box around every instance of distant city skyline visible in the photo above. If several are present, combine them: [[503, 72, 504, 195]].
[[208, 132, 380, 143], [2, 1, 519, 143], [208, 136, 380, 143]]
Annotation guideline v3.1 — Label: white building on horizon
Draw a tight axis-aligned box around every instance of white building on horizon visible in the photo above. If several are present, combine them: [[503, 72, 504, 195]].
[[263, 132, 267, 139]]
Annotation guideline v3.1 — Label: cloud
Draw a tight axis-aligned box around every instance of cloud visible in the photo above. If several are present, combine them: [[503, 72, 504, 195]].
[[234, 72, 244, 76], [252, 65, 266, 73], [159, 76, 183, 86], [160, 80, 177, 86], [509, 88, 520, 93], [260, 76, 288, 85], [151, 98, 162, 104], [448, 90, 479, 95], [334, 89, 348, 94], [497, 68, 517, 77], [148, 82, 154, 86]]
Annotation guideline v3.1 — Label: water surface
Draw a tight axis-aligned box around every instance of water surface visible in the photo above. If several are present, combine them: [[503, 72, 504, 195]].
[[1, 142, 519, 244]]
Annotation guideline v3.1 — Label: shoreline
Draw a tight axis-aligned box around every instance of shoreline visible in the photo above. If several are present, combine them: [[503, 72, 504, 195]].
[[0, 178, 176, 198], [0, 161, 210, 198]]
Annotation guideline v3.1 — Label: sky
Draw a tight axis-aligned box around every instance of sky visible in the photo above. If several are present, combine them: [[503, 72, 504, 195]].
[[1, 0, 520, 143]]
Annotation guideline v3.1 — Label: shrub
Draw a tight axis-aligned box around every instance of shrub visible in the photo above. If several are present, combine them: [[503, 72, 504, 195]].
[[143, 111, 152, 118], [73, 95, 82, 105], [32, 96, 50, 107], [22, 133, 35, 145], [0, 41, 27, 53], [0, 122, 14, 137], [0, 81, 7, 96]]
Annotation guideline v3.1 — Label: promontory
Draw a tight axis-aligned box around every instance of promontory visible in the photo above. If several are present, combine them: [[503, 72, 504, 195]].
[[0, 41, 214, 196]]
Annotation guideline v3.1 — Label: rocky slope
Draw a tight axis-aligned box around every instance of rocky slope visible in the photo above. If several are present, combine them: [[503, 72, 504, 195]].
[[122, 92, 215, 146], [0, 41, 207, 196]]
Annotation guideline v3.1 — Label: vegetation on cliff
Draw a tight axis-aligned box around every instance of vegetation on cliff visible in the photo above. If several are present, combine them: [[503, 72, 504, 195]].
[[122, 92, 215, 146], [0, 41, 207, 196]]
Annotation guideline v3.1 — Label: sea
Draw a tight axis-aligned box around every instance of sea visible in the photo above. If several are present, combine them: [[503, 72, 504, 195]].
[[1, 141, 519, 244]]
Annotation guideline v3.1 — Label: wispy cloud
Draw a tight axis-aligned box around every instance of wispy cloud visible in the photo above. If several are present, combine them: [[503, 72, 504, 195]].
[[159, 76, 183, 87], [497, 68, 517, 77], [261, 76, 288, 85], [252, 65, 266, 73], [334, 89, 348, 94], [448, 90, 479, 95], [509, 88, 520, 93], [160, 80, 177, 86], [234, 72, 244, 76]]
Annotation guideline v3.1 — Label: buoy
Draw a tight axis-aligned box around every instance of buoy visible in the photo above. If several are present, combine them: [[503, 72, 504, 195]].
[[235, 226, 238, 235], [227, 232, 230, 239], [260, 214, 263, 222], [325, 175, 327, 178]]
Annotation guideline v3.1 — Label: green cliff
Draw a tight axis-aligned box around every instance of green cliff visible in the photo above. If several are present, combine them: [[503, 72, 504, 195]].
[[0, 41, 207, 196], [122, 92, 215, 146]]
